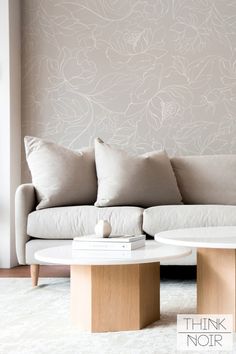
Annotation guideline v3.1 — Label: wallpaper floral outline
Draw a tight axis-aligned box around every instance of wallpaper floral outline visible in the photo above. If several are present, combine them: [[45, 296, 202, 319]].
[[22, 0, 236, 180]]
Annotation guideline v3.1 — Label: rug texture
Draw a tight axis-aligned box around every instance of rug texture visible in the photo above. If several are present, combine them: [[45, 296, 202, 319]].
[[0, 278, 234, 354]]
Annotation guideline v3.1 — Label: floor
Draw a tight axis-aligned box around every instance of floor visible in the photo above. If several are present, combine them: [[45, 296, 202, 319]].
[[0, 265, 70, 277], [0, 265, 196, 279], [0, 277, 198, 354]]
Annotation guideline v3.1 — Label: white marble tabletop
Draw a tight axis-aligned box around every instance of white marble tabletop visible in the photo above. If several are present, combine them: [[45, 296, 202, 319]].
[[155, 226, 236, 249], [35, 240, 191, 266]]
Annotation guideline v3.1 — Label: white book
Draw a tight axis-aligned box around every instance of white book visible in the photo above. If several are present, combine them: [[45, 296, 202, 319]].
[[73, 234, 146, 243], [72, 239, 145, 251]]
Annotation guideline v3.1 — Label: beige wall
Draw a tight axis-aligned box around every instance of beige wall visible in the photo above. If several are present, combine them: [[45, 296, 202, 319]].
[[21, 0, 236, 180]]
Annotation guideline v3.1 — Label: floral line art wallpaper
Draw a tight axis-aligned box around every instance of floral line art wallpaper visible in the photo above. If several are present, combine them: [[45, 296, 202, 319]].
[[22, 0, 236, 179]]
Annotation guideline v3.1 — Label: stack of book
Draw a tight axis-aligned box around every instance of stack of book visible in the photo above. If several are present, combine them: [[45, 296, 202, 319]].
[[72, 234, 145, 251]]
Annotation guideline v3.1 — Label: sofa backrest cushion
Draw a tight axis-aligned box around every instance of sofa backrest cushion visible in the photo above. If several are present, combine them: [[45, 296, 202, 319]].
[[24, 136, 97, 209], [171, 155, 236, 204], [94, 138, 182, 207]]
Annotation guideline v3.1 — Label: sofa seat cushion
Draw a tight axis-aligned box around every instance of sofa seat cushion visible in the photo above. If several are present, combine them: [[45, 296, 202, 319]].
[[143, 205, 236, 236], [27, 205, 143, 239]]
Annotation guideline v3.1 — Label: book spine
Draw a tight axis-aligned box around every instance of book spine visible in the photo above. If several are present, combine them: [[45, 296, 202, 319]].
[[73, 235, 145, 243], [72, 240, 144, 251]]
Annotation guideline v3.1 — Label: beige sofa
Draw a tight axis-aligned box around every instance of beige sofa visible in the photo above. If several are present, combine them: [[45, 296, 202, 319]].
[[16, 154, 236, 273]]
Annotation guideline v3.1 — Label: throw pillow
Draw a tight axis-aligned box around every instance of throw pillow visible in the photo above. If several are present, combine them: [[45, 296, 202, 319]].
[[94, 138, 182, 207], [24, 136, 97, 209], [171, 155, 236, 204]]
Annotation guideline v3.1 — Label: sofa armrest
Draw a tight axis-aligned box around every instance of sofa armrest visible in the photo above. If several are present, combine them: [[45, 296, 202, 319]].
[[15, 184, 36, 264]]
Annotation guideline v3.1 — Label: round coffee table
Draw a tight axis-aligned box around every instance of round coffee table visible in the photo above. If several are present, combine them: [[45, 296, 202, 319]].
[[155, 226, 236, 331], [35, 240, 191, 332]]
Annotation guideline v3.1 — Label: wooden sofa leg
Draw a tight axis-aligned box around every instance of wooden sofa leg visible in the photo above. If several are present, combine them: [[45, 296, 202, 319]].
[[30, 264, 40, 287]]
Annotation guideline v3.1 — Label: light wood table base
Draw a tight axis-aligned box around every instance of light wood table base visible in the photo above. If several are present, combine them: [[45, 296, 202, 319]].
[[197, 248, 236, 329], [71, 263, 160, 332]]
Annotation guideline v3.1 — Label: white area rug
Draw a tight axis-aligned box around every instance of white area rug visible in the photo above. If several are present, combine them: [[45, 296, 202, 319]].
[[0, 278, 234, 354]]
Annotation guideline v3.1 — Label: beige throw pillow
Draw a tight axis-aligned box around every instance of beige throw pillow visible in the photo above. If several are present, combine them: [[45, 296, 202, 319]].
[[94, 138, 182, 207], [171, 155, 236, 204], [24, 136, 97, 209]]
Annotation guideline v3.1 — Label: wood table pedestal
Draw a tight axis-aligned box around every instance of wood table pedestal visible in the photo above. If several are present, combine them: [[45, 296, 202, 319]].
[[70, 263, 160, 332]]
